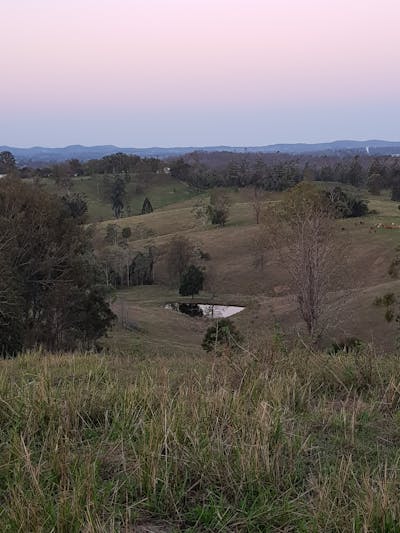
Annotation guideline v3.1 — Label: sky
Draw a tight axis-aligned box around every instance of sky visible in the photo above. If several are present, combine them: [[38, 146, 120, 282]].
[[1, 0, 400, 147]]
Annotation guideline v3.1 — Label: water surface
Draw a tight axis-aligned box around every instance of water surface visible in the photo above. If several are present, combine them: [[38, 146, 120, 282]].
[[165, 303, 245, 318]]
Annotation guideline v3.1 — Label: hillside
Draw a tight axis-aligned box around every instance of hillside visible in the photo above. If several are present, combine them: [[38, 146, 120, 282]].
[[14, 172, 400, 352], [4, 139, 400, 164], [86, 182, 400, 354]]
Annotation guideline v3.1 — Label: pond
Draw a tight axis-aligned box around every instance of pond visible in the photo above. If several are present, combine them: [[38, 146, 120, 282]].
[[165, 303, 245, 318]]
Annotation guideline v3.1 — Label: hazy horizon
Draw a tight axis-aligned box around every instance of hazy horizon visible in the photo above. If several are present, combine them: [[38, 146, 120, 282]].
[[2, 138, 400, 151], [2, 0, 400, 146]]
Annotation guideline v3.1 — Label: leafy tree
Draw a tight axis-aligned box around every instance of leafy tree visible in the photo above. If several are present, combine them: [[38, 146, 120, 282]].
[[141, 197, 153, 214], [129, 249, 155, 286], [346, 156, 364, 187], [62, 193, 88, 220], [166, 236, 195, 285], [346, 196, 369, 217], [391, 181, 400, 202], [202, 319, 243, 353], [179, 265, 204, 298], [0, 151, 16, 174], [102, 153, 139, 174], [227, 161, 241, 186], [0, 179, 115, 356], [104, 224, 120, 245], [67, 158, 84, 176], [325, 186, 369, 218], [170, 158, 191, 180], [367, 173, 384, 195], [111, 176, 126, 218], [0, 255, 23, 356]]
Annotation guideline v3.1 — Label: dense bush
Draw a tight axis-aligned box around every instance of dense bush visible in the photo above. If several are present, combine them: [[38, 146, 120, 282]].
[[325, 186, 369, 218], [179, 265, 204, 297], [202, 318, 243, 353], [0, 179, 114, 356]]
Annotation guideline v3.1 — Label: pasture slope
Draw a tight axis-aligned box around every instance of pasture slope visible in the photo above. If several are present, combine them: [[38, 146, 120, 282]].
[[86, 177, 400, 354]]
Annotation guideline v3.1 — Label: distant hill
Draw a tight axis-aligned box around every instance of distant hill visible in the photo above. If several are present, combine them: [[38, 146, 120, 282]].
[[2, 140, 400, 164]]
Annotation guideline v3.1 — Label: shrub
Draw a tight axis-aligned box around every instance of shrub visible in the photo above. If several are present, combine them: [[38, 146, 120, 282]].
[[202, 318, 243, 353], [328, 337, 363, 355], [121, 227, 132, 240]]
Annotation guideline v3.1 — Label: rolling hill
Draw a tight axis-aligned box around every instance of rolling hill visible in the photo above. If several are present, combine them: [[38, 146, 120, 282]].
[[3, 139, 400, 164]]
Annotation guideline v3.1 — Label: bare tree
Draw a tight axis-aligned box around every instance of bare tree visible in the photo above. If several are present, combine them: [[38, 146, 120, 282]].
[[265, 182, 348, 342], [252, 226, 269, 271], [204, 266, 221, 299], [165, 235, 195, 285], [252, 186, 263, 225]]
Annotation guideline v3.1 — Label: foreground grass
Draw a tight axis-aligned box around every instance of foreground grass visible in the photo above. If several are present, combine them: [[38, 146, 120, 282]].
[[1, 348, 400, 531]]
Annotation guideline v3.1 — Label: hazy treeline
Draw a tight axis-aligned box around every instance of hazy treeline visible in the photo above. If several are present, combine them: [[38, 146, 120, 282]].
[[3, 149, 400, 195], [12, 152, 162, 179], [169, 152, 400, 192]]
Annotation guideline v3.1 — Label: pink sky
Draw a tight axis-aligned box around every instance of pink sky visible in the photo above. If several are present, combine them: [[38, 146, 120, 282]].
[[1, 0, 400, 146]]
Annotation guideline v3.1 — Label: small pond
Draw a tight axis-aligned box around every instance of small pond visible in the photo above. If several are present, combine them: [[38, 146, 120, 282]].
[[165, 303, 245, 318]]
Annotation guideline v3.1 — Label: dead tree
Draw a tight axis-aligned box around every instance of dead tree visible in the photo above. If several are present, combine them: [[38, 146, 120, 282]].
[[266, 183, 348, 342]]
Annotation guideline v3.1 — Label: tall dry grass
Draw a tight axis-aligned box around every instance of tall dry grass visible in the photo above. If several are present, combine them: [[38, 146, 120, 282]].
[[1, 347, 400, 531]]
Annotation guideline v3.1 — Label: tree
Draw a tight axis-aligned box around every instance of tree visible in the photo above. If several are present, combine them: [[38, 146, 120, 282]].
[[166, 236, 195, 285], [0, 178, 115, 356], [265, 182, 347, 342], [67, 158, 84, 176], [367, 173, 383, 195], [111, 176, 126, 218], [207, 189, 231, 226], [105, 224, 120, 246], [62, 193, 88, 221], [0, 151, 16, 174], [252, 186, 263, 224], [392, 181, 400, 202], [0, 252, 23, 356], [346, 156, 364, 187], [121, 227, 132, 240], [252, 226, 269, 271], [325, 186, 369, 218], [179, 265, 204, 298], [141, 197, 153, 214], [202, 319, 243, 353], [191, 199, 209, 226], [170, 158, 191, 180]]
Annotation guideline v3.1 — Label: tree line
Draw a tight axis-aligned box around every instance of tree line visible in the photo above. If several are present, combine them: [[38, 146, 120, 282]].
[[169, 153, 400, 194]]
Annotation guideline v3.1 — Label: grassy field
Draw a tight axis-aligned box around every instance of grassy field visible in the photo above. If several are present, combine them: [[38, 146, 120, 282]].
[[71, 175, 202, 222], [92, 186, 400, 354], [2, 348, 400, 531], [39, 175, 400, 351]]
